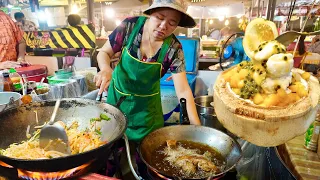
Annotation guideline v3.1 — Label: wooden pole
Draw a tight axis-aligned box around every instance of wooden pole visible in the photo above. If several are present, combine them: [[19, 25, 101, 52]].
[[86, 0, 94, 24]]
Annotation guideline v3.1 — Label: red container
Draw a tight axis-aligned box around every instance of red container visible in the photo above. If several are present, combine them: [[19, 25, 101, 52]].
[[15, 64, 48, 82]]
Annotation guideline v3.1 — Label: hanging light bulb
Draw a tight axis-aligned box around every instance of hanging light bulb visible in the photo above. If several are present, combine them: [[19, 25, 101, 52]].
[[225, 19, 229, 26], [236, 14, 242, 18], [71, 4, 79, 14], [209, 19, 213, 24], [205, 19, 208, 23], [105, 8, 115, 18], [218, 16, 224, 21]]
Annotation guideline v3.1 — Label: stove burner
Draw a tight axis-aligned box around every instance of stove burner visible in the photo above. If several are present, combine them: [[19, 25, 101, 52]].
[[0, 159, 108, 180], [18, 162, 91, 180]]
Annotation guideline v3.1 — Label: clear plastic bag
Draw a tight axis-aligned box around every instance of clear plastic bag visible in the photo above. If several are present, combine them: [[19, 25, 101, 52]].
[[236, 139, 267, 180], [30, 91, 43, 102]]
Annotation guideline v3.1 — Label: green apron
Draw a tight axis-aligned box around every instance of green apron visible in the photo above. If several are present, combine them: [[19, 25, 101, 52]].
[[107, 16, 172, 142]]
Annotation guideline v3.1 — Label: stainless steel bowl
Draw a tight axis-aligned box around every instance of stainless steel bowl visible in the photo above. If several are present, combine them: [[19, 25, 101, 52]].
[[0, 92, 21, 114], [195, 95, 226, 132]]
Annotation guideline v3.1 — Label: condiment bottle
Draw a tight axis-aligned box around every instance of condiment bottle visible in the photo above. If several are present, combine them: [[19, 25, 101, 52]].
[[3, 72, 14, 92], [306, 110, 320, 152], [9, 68, 22, 92]]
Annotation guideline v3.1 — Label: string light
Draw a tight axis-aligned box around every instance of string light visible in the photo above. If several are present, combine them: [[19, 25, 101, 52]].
[[105, 8, 115, 18], [225, 19, 229, 26], [236, 14, 242, 18], [71, 4, 79, 14], [218, 16, 225, 21], [191, 0, 205, 2], [115, 19, 121, 26]]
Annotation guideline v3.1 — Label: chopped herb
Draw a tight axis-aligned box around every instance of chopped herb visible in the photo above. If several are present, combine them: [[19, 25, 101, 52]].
[[95, 129, 102, 135], [100, 113, 111, 121], [90, 118, 101, 123]]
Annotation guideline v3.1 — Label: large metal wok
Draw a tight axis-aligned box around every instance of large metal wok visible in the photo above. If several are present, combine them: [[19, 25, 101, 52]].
[[124, 125, 242, 180], [0, 98, 127, 172]]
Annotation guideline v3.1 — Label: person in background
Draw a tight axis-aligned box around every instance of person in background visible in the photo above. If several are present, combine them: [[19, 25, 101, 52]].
[[14, 12, 37, 32], [309, 35, 320, 54], [0, 10, 26, 69], [67, 14, 81, 27]]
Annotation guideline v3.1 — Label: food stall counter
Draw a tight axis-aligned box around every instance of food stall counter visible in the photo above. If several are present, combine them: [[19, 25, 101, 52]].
[[277, 135, 320, 180]]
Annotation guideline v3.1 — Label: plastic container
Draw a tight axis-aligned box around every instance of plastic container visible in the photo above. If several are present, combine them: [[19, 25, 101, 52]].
[[3, 72, 14, 92], [55, 69, 73, 79], [75, 67, 98, 92], [47, 76, 70, 85], [15, 64, 48, 82], [9, 68, 22, 91]]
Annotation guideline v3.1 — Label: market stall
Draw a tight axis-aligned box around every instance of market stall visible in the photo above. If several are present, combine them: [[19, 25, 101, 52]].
[[1, 0, 320, 179]]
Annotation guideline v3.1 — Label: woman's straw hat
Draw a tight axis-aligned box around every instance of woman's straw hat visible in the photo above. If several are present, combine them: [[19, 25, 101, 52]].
[[143, 0, 196, 28]]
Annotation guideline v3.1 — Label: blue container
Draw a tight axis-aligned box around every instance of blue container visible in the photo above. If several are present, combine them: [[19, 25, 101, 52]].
[[160, 37, 199, 126]]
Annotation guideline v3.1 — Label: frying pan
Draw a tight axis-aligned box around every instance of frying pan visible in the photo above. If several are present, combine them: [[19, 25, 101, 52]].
[[138, 125, 242, 179], [123, 98, 243, 180], [0, 98, 127, 172]]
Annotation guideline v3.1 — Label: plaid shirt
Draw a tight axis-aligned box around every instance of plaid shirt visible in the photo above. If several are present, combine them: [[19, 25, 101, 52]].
[[109, 16, 185, 76], [0, 11, 23, 62]]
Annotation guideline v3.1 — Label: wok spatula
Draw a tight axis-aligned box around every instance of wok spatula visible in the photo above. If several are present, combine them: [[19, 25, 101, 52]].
[[39, 99, 71, 155]]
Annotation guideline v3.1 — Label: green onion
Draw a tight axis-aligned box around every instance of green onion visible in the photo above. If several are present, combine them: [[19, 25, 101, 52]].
[[95, 129, 102, 135], [100, 113, 111, 121], [90, 118, 101, 123]]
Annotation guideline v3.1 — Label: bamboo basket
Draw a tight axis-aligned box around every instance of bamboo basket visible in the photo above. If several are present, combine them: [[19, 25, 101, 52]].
[[213, 67, 320, 147]]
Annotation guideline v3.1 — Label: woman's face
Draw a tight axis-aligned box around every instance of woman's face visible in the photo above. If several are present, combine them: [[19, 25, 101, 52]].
[[148, 8, 181, 40]]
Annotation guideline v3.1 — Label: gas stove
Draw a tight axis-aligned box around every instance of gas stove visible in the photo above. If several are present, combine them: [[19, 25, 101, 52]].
[[0, 158, 109, 180]]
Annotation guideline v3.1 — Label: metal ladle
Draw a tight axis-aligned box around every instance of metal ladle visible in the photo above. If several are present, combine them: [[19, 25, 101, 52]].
[[39, 99, 70, 155]]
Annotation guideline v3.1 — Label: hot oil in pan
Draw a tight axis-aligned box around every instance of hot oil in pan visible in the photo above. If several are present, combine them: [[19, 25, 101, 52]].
[[150, 140, 226, 179]]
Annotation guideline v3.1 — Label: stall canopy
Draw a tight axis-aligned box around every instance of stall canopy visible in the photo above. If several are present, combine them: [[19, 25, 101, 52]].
[[187, 2, 245, 18]]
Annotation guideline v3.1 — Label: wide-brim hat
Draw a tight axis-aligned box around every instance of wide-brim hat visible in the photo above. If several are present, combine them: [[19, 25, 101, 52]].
[[143, 0, 196, 28]]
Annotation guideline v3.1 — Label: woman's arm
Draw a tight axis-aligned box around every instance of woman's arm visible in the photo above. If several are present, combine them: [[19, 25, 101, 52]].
[[172, 72, 201, 125], [97, 40, 115, 71], [95, 40, 115, 95]]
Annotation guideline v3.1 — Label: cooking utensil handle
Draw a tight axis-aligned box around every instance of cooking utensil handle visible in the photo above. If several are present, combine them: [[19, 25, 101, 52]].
[[116, 96, 126, 108], [49, 99, 61, 125], [96, 94, 103, 102], [180, 98, 190, 125], [123, 134, 144, 180]]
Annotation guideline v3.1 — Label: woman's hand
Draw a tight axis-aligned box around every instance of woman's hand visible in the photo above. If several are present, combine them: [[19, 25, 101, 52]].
[[0, 61, 21, 70], [94, 68, 113, 95]]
